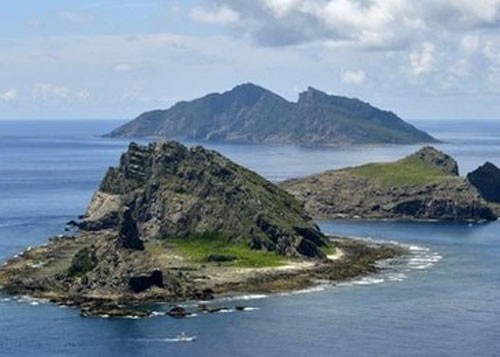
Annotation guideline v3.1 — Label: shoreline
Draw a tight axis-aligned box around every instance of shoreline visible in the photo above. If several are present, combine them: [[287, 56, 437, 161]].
[[0, 236, 406, 318]]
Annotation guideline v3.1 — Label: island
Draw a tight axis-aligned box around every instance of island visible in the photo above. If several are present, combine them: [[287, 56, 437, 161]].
[[0, 141, 403, 317], [105, 83, 438, 145], [281, 146, 497, 222]]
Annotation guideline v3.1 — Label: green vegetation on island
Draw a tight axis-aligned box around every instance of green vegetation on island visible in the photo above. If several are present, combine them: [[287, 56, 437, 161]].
[[281, 146, 496, 222], [67, 247, 98, 278], [167, 233, 286, 268], [349, 157, 450, 187], [106, 83, 438, 145], [0, 140, 409, 318]]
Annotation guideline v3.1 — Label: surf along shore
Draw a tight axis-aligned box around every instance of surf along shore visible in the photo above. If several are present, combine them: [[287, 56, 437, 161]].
[[0, 234, 405, 318]]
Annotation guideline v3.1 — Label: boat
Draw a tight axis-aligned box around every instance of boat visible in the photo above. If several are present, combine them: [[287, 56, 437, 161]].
[[167, 332, 196, 342]]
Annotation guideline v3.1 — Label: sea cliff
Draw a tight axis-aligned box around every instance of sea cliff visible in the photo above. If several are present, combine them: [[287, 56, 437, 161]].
[[281, 147, 497, 222]]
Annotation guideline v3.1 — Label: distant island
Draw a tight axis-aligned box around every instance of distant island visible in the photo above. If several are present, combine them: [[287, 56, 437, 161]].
[[0, 141, 402, 318], [281, 146, 498, 222], [106, 83, 438, 145]]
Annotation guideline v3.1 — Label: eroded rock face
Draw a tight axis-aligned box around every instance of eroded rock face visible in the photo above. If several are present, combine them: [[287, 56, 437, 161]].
[[407, 146, 459, 176], [281, 147, 496, 222], [389, 197, 496, 221], [129, 270, 164, 293], [467, 162, 500, 203], [80, 141, 328, 259], [118, 207, 144, 251]]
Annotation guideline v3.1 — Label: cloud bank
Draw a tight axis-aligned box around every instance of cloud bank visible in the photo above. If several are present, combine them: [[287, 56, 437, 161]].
[[204, 0, 500, 49]]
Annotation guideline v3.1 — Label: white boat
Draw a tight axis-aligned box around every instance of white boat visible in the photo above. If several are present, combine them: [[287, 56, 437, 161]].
[[167, 332, 196, 342]]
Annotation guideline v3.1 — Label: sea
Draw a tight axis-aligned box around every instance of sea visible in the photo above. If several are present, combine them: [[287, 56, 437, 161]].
[[1, 119, 500, 356]]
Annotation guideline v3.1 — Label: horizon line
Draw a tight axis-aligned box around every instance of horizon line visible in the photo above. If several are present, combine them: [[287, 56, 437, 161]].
[[0, 117, 499, 122]]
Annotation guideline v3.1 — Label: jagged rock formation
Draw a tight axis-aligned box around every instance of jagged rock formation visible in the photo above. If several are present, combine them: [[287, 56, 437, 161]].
[[407, 146, 459, 176], [84, 141, 328, 258], [0, 141, 408, 317], [281, 147, 496, 222], [0, 141, 338, 316], [467, 162, 500, 203], [106, 83, 437, 145]]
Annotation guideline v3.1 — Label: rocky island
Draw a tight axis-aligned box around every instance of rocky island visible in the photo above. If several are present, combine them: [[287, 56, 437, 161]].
[[106, 83, 437, 145], [0, 141, 403, 317], [281, 146, 497, 222]]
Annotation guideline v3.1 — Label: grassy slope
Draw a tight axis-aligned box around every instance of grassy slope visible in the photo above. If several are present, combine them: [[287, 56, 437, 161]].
[[148, 233, 334, 269], [348, 157, 450, 187], [167, 233, 286, 268]]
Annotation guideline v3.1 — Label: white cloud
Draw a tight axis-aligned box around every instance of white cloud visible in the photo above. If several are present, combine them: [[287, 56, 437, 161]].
[[208, 0, 500, 48], [76, 90, 90, 100], [0, 89, 18, 102], [33, 83, 69, 100], [112, 63, 134, 72], [409, 42, 436, 76], [32, 83, 89, 102], [190, 5, 240, 25], [484, 40, 500, 63], [341, 69, 366, 84], [266, 0, 303, 17], [483, 40, 500, 84], [461, 34, 480, 52]]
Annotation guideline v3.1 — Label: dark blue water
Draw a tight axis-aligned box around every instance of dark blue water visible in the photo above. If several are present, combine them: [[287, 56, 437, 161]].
[[1, 119, 500, 356]]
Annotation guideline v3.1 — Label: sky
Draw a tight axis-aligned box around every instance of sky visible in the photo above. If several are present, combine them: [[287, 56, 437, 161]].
[[1, 0, 500, 120]]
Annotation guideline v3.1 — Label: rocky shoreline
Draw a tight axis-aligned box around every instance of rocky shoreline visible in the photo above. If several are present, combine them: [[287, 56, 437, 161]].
[[0, 235, 405, 318], [281, 147, 497, 222]]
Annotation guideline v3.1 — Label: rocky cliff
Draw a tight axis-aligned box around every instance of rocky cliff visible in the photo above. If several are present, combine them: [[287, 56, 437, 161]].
[[0, 141, 341, 316], [106, 83, 437, 145], [84, 141, 328, 258], [467, 162, 500, 203], [281, 147, 496, 222]]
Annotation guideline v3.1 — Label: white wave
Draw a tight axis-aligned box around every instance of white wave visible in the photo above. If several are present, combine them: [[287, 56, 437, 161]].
[[336, 277, 385, 287], [387, 273, 407, 282], [15, 296, 49, 306], [355, 277, 385, 285], [279, 285, 327, 297], [214, 308, 233, 313], [218, 293, 269, 302], [405, 248, 443, 270], [240, 307, 260, 312], [408, 245, 428, 251], [150, 311, 166, 317]]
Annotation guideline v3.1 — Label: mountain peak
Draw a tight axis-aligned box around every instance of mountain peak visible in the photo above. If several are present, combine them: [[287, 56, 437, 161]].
[[106, 84, 438, 145], [89, 140, 328, 258], [407, 146, 459, 176], [231, 82, 265, 92]]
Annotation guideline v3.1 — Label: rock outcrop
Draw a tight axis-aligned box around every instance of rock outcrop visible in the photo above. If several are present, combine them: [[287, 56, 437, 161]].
[[129, 270, 164, 293], [82, 141, 328, 259], [281, 147, 496, 222], [105, 83, 438, 145], [407, 146, 459, 176], [467, 162, 500, 203], [0, 141, 346, 317]]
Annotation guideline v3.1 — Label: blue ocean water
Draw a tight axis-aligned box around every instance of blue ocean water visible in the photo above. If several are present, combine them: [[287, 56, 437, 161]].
[[1, 119, 500, 356]]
